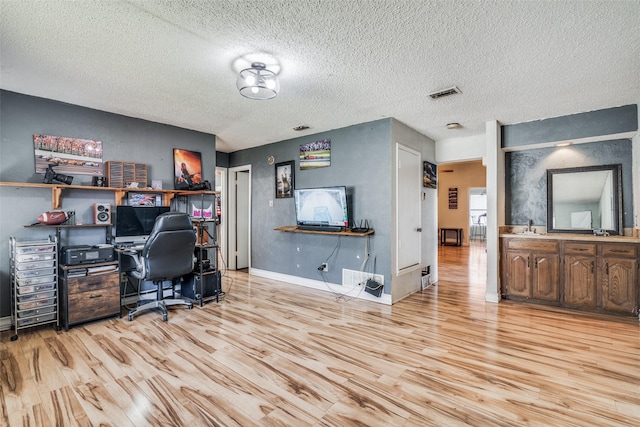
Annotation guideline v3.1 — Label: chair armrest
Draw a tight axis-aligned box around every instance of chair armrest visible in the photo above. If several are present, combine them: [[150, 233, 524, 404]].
[[120, 251, 145, 278]]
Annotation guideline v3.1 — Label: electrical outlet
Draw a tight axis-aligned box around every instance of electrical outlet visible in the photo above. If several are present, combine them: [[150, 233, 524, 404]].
[[319, 262, 328, 272]]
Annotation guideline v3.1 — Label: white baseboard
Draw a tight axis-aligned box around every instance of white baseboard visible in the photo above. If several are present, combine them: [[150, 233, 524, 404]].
[[485, 291, 500, 303], [250, 268, 392, 305]]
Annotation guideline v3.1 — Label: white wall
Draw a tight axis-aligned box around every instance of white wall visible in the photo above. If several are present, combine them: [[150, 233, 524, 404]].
[[436, 134, 486, 163], [390, 119, 437, 303], [484, 121, 503, 303]]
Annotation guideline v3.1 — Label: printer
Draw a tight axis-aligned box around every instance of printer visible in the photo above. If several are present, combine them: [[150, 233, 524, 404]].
[[61, 245, 114, 266]]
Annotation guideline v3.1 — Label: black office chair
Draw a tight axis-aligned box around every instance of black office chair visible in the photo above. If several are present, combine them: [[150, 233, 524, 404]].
[[122, 212, 195, 321]]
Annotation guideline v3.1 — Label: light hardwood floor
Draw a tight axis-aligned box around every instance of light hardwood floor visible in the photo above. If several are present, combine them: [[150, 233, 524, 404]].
[[1, 243, 639, 426]]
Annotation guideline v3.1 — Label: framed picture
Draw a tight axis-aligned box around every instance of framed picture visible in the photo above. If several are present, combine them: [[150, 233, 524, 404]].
[[128, 193, 158, 206], [423, 161, 437, 188], [275, 160, 294, 198], [299, 139, 331, 169], [448, 187, 458, 209], [33, 134, 103, 176], [173, 149, 203, 190]]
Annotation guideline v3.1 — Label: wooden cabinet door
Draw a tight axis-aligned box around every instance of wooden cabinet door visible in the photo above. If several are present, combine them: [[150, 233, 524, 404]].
[[564, 255, 596, 307], [506, 251, 531, 298], [600, 257, 638, 314], [532, 253, 560, 301]]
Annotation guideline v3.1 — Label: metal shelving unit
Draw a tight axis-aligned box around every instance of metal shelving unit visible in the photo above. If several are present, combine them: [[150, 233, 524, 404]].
[[173, 191, 221, 306], [9, 236, 59, 340]]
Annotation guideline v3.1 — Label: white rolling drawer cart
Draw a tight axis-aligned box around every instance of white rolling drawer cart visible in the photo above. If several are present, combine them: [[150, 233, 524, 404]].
[[9, 236, 59, 340]]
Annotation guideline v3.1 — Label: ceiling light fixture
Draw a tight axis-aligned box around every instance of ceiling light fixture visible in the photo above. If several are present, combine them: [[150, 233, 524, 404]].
[[236, 62, 280, 100], [446, 122, 462, 129]]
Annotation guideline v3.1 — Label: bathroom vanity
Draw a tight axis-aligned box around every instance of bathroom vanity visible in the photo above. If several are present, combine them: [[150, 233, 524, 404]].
[[500, 233, 639, 317]]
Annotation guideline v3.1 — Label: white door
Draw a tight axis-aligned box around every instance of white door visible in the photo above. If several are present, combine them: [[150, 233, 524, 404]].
[[396, 144, 421, 273], [229, 166, 251, 270]]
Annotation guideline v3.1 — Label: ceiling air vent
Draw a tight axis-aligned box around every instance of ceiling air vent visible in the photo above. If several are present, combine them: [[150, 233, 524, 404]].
[[428, 86, 461, 100], [293, 124, 310, 131]]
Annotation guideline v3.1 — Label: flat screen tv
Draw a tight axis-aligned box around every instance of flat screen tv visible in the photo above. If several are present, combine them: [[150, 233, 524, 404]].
[[114, 205, 171, 243], [294, 186, 349, 230]]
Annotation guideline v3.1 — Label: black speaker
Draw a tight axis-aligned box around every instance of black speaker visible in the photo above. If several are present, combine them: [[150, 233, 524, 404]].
[[93, 203, 111, 224]]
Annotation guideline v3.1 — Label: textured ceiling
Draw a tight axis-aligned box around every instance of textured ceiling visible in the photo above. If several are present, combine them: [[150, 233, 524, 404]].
[[1, 0, 639, 153]]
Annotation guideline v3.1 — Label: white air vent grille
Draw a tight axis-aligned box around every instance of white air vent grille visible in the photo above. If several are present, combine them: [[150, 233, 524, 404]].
[[428, 86, 461, 99]]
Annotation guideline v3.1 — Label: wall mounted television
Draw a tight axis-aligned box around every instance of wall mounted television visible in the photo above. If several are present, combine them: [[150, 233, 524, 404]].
[[294, 186, 349, 231], [114, 205, 171, 243]]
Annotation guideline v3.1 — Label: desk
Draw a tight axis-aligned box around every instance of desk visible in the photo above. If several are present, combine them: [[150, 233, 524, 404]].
[[440, 228, 463, 246]]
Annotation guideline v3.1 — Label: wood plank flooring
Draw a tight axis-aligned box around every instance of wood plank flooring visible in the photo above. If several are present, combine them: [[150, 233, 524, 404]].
[[1, 242, 639, 426]]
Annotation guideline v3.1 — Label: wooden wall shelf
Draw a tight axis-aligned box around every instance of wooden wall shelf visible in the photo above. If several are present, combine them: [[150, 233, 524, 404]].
[[274, 225, 374, 237], [0, 182, 218, 209]]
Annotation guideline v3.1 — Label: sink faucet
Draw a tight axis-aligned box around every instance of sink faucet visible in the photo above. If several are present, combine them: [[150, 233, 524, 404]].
[[528, 219, 533, 232]]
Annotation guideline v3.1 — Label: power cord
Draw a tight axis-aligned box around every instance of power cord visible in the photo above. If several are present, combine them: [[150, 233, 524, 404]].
[[317, 235, 377, 303], [217, 244, 232, 299]]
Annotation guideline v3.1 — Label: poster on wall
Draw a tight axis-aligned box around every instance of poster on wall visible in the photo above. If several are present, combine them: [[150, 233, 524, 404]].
[[448, 187, 458, 209], [423, 161, 437, 188], [33, 134, 103, 175], [173, 148, 203, 190], [300, 139, 331, 169]]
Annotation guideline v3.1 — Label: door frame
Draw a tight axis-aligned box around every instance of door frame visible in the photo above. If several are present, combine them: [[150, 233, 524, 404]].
[[215, 167, 228, 269], [228, 165, 251, 270]]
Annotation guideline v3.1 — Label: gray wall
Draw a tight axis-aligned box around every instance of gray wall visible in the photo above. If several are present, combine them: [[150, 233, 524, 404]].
[[502, 104, 638, 148], [0, 90, 216, 318], [505, 139, 633, 227], [503, 104, 638, 229], [230, 119, 394, 292], [216, 151, 230, 168]]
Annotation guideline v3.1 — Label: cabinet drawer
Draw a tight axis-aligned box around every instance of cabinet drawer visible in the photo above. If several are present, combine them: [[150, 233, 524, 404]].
[[564, 242, 596, 256], [67, 290, 120, 325], [67, 272, 119, 294], [506, 239, 558, 252], [599, 244, 637, 258]]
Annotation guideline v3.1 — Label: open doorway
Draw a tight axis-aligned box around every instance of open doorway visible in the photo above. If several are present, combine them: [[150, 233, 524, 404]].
[[228, 166, 251, 271], [469, 188, 487, 243], [437, 161, 487, 286]]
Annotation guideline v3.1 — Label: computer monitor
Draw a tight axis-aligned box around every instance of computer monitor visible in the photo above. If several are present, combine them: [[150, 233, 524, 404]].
[[114, 205, 170, 244]]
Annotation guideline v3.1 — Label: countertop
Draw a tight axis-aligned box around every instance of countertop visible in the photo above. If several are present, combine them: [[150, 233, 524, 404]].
[[499, 232, 640, 244]]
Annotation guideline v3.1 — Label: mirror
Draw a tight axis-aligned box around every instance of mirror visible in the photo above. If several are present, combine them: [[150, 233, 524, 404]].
[[547, 164, 622, 235]]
